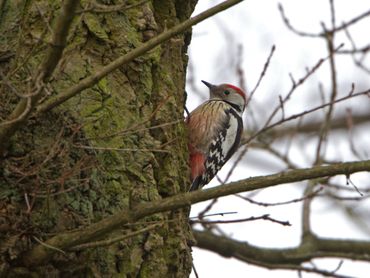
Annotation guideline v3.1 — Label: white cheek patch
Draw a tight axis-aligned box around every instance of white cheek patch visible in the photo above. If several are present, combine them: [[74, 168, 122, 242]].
[[221, 115, 239, 158]]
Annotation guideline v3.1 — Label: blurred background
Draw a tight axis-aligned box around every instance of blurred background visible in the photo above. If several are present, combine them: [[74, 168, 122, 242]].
[[186, 0, 370, 277]]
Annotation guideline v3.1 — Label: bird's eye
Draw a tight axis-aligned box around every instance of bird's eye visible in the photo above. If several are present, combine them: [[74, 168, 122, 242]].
[[224, 90, 230, 95]]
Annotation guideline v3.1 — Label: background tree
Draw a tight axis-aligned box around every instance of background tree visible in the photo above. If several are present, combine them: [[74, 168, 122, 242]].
[[0, 0, 369, 278], [188, 1, 370, 277]]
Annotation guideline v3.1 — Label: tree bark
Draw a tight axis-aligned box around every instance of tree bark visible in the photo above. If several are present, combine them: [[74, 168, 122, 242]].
[[0, 0, 196, 276]]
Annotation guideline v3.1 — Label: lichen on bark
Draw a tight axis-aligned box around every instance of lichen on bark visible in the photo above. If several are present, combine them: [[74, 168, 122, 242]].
[[0, 0, 197, 276]]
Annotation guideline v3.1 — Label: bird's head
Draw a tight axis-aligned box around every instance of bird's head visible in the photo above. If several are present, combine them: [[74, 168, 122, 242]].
[[202, 80, 246, 112]]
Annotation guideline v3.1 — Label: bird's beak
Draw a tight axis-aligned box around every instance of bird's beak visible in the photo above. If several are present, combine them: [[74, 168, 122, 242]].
[[201, 80, 215, 89]]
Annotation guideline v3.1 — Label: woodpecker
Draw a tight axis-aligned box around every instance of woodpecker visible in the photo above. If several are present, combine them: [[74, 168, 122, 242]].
[[187, 80, 246, 191]]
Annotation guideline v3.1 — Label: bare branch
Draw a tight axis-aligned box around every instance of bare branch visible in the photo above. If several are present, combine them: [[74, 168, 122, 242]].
[[190, 214, 291, 226], [346, 176, 364, 197], [279, 3, 370, 38], [236, 44, 247, 92], [242, 86, 370, 145], [338, 44, 370, 54], [246, 45, 275, 107], [237, 187, 323, 207], [22, 159, 370, 266], [193, 230, 363, 277], [0, 0, 78, 154], [302, 1, 339, 241], [224, 49, 337, 183], [0, 0, 245, 156], [314, 20, 338, 164], [190, 211, 237, 219], [265, 112, 370, 139], [265, 44, 343, 129], [342, 26, 370, 74], [69, 223, 162, 251], [35, 0, 246, 115], [278, 3, 322, 38], [330, 8, 370, 34]]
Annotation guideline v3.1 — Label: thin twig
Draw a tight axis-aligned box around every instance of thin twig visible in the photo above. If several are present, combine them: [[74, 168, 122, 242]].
[[190, 214, 291, 226], [198, 198, 218, 220], [279, 3, 370, 38], [244, 86, 369, 145], [330, 8, 370, 34], [192, 263, 200, 278], [338, 44, 370, 54], [236, 187, 323, 207], [190, 211, 237, 219], [278, 3, 321, 38], [32, 236, 66, 255], [252, 142, 298, 169], [0, 0, 78, 153], [193, 231, 359, 278], [246, 45, 275, 108], [23, 159, 370, 266], [346, 175, 364, 196], [69, 223, 161, 251]]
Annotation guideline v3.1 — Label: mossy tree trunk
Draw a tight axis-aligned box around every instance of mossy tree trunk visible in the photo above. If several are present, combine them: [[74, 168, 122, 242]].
[[0, 0, 196, 276]]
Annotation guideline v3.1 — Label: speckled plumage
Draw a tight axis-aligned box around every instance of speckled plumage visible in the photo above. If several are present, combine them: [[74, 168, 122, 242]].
[[187, 81, 246, 191]]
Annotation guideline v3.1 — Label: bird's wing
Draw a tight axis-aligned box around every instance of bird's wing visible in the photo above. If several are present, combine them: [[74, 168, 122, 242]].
[[188, 101, 243, 190]]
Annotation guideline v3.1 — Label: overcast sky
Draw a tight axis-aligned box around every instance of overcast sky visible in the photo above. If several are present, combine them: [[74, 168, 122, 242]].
[[187, 1, 370, 277]]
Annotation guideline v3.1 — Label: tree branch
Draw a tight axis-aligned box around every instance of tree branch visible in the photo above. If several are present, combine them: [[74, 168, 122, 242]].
[[265, 113, 370, 139], [193, 230, 368, 276], [0, 0, 78, 154], [34, 0, 245, 115], [0, 0, 245, 156], [69, 223, 161, 251], [190, 214, 291, 226], [241, 87, 370, 146], [22, 159, 370, 266]]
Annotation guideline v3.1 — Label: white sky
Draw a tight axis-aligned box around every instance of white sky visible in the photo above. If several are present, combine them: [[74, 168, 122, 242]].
[[186, 0, 370, 277]]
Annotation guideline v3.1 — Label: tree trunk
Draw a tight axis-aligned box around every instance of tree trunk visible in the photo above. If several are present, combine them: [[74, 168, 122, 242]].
[[0, 0, 196, 276]]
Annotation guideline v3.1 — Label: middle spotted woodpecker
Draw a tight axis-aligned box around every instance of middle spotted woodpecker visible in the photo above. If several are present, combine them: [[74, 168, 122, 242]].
[[187, 80, 246, 191]]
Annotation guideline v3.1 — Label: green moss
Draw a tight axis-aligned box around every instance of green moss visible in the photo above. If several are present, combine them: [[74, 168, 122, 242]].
[[0, 0, 195, 275], [83, 13, 109, 41]]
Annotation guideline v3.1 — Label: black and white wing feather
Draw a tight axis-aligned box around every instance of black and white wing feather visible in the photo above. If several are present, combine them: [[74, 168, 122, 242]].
[[190, 107, 243, 191]]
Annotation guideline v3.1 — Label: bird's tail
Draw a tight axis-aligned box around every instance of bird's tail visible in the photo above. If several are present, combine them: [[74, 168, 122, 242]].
[[189, 176, 203, 191]]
